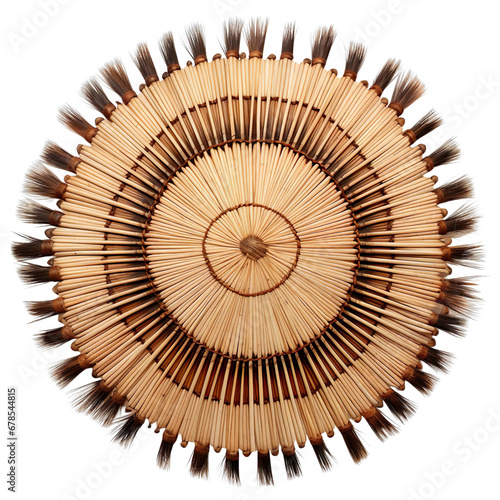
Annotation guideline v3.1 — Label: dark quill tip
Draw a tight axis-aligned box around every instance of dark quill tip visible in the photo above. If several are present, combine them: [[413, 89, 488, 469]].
[[157, 438, 175, 470], [222, 452, 240, 484], [340, 423, 367, 463], [404, 368, 437, 396], [34, 327, 68, 350], [420, 346, 454, 373], [71, 381, 121, 427], [311, 25, 336, 64], [429, 139, 461, 168], [434, 176, 473, 203], [441, 204, 478, 236], [112, 414, 144, 448], [363, 408, 398, 441], [81, 78, 114, 115], [245, 17, 269, 55], [24, 163, 66, 199], [132, 42, 159, 85], [442, 276, 480, 316], [222, 18, 244, 56], [344, 42, 367, 78], [12, 234, 53, 261], [190, 445, 209, 478], [281, 22, 297, 58], [100, 59, 135, 102], [389, 71, 425, 114], [371, 58, 401, 94], [283, 450, 302, 479], [41, 141, 79, 172], [184, 24, 207, 64], [409, 110, 443, 141], [17, 200, 62, 226], [257, 451, 274, 485], [26, 299, 59, 320], [159, 32, 180, 71], [18, 263, 59, 285], [382, 389, 417, 422], [311, 438, 334, 471], [434, 314, 467, 337], [446, 244, 483, 269], [51, 355, 89, 388], [59, 105, 96, 141]]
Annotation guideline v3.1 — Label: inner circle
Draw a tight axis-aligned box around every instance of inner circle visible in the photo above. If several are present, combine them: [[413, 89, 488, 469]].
[[142, 141, 360, 360], [201, 204, 300, 297]]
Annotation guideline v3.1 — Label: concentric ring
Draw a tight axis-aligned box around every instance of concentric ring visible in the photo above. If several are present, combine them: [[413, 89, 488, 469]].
[[143, 141, 360, 359], [202, 204, 300, 296]]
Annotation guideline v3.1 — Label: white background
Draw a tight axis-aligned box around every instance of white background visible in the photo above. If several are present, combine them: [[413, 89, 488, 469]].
[[1, 0, 499, 499]]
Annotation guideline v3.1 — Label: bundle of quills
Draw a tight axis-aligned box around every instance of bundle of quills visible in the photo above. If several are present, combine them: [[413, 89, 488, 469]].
[[13, 18, 481, 485]]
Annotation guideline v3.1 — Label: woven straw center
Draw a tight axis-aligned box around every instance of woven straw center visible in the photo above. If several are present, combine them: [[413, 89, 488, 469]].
[[239, 235, 268, 260], [143, 142, 359, 359], [203, 204, 300, 296]]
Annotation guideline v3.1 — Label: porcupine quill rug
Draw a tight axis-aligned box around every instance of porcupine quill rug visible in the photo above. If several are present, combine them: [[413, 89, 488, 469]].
[[14, 19, 480, 484]]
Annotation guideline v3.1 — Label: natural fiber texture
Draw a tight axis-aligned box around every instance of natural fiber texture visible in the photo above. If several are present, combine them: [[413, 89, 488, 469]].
[[15, 19, 480, 484]]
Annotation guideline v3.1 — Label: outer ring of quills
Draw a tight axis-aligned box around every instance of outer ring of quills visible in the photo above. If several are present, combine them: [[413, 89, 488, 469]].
[[13, 18, 481, 485]]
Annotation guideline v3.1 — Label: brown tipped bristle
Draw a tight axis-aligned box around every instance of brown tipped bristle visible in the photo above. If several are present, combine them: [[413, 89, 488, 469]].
[[26, 299, 56, 320], [58, 105, 93, 138], [283, 451, 302, 479], [372, 58, 400, 92], [383, 390, 417, 422], [222, 18, 244, 55], [312, 439, 334, 471], [157, 439, 174, 470], [445, 276, 479, 300], [257, 451, 274, 485], [340, 425, 367, 463], [443, 277, 480, 316], [184, 24, 207, 61], [133, 43, 158, 82], [51, 356, 86, 388], [12, 234, 46, 261], [24, 163, 64, 199], [443, 204, 478, 236], [423, 347, 453, 373], [410, 110, 442, 140], [190, 447, 209, 478], [435, 314, 467, 337], [34, 327, 67, 350], [311, 26, 336, 62], [17, 200, 60, 226], [364, 408, 398, 441], [448, 244, 483, 269], [41, 141, 77, 172], [81, 78, 113, 114], [443, 293, 478, 319], [436, 176, 473, 203], [430, 139, 461, 167], [18, 263, 53, 285], [71, 381, 120, 427], [159, 32, 179, 68], [281, 22, 297, 55], [345, 42, 366, 75], [246, 18, 269, 54], [100, 59, 133, 98], [222, 454, 240, 484], [112, 414, 144, 448], [391, 71, 425, 110], [405, 369, 437, 396]]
